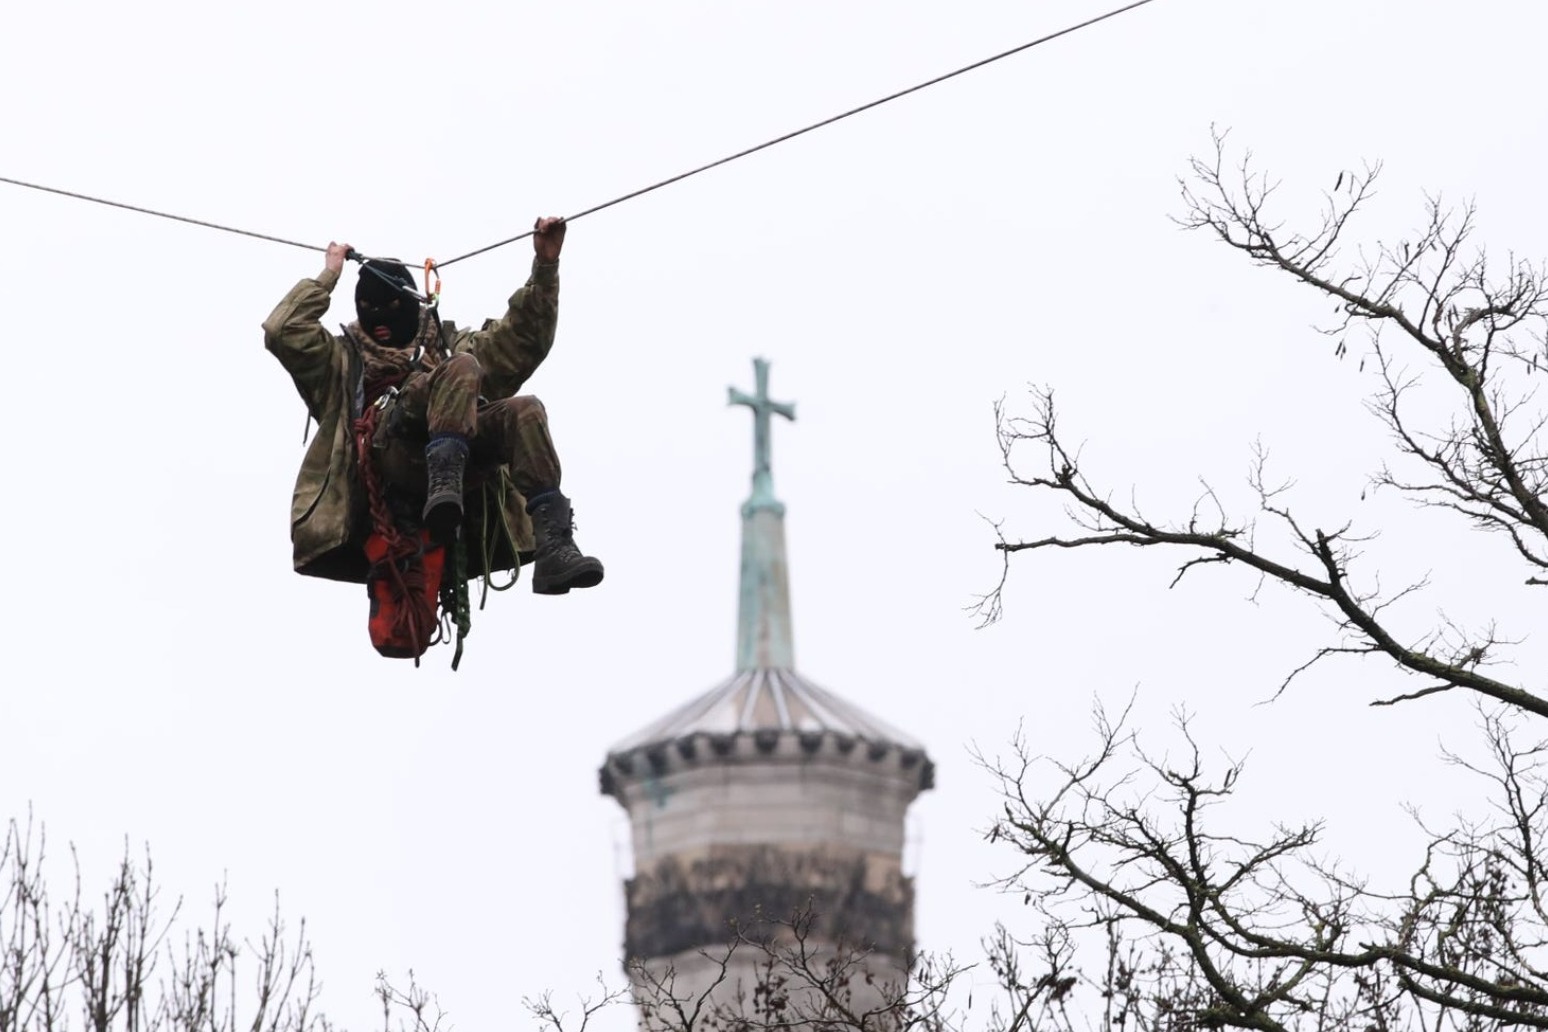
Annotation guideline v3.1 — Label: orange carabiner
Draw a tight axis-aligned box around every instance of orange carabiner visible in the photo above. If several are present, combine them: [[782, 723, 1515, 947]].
[[423, 258, 441, 302]]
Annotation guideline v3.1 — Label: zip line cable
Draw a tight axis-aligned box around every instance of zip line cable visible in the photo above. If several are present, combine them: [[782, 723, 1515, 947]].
[[435, 0, 1160, 267], [0, 0, 1160, 269], [0, 174, 324, 254]]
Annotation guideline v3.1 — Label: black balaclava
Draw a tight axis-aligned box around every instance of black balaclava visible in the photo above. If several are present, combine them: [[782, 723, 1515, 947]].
[[355, 259, 421, 348]]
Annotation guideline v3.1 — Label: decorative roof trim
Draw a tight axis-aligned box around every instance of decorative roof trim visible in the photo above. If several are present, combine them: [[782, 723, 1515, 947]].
[[598, 726, 935, 802]]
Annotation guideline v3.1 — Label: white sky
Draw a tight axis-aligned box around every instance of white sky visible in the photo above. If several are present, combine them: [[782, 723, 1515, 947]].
[[3, 0, 1545, 1028]]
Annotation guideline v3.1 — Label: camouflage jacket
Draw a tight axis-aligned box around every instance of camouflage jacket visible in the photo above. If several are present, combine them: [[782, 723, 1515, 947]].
[[262, 257, 560, 583]]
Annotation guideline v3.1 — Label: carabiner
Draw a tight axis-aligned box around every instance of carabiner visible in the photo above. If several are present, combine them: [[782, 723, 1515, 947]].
[[423, 259, 442, 306]]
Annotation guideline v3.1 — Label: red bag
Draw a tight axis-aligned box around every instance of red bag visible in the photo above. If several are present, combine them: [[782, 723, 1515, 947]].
[[364, 530, 446, 660]]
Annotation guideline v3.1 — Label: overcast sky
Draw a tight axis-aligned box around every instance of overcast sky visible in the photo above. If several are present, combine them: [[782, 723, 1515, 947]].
[[3, 0, 1545, 1028]]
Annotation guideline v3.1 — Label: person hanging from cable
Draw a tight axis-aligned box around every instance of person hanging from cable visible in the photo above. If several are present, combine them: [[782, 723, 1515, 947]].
[[262, 216, 604, 661]]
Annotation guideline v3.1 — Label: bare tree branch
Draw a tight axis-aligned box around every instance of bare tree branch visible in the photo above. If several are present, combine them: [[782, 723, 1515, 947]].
[[983, 135, 1548, 723]]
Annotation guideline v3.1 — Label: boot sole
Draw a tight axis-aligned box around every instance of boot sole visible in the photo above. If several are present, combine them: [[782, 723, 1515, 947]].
[[532, 565, 605, 595], [424, 498, 463, 544]]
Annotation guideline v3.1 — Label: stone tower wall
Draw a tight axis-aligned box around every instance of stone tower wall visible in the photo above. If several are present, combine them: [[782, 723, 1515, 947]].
[[605, 731, 929, 1028]]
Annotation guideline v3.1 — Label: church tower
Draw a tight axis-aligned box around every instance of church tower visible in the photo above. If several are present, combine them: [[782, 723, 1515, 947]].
[[600, 359, 934, 1022]]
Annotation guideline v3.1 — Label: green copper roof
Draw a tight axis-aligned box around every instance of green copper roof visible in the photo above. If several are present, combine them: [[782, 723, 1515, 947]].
[[728, 358, 796, 672]]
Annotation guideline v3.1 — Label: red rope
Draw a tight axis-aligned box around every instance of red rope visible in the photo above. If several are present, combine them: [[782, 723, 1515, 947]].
[[354, 403, 438, 660]]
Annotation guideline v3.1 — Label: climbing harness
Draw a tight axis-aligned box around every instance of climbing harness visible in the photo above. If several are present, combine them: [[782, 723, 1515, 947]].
[[347, 264, 527, 669], [355, 393, 442, 665]]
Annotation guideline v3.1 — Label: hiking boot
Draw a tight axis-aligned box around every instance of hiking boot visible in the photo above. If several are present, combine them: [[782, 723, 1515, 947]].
[[527, 491, 605, 595], [423, 435, 469, 543]]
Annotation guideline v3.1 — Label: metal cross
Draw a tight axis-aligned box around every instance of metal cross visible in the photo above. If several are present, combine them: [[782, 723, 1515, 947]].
[[728, 358, 796, 511]]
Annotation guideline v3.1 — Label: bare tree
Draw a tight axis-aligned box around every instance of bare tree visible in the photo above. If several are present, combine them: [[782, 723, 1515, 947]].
[[524, 973, 627, 1032], [963, 132, 1548, 1028], [977, 129, 1548, 716], [614, 898, 1258, 1032], [0, 814, 331, 1032], [622, 904, 1098, 1032], [975, 699, 1548, 1030]]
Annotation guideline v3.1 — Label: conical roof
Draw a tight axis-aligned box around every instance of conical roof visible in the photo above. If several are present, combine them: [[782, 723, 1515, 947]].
[[607, 666, 922, 756]]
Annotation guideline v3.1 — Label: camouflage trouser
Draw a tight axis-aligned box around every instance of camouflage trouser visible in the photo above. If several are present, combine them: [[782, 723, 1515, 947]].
[[374, 352, 562, 499]]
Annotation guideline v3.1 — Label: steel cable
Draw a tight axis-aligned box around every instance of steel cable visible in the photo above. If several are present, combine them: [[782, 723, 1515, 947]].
[[435, 0, 1160, 267], [0, 0, 1162, 269]]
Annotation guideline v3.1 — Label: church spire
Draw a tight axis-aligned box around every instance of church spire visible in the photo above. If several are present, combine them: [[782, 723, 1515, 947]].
[[728, 358, 796, 671]]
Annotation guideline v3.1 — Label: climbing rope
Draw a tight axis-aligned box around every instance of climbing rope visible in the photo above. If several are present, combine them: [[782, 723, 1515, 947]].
[[478, 471, 524, 608], [446, 535, 471, 672], [354, 400, 438, 665], [346, 323, 532, 667]]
